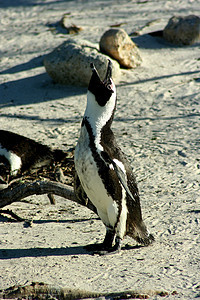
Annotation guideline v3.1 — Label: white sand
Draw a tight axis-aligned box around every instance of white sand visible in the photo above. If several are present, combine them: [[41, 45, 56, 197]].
[[0, 0, 199, 299]]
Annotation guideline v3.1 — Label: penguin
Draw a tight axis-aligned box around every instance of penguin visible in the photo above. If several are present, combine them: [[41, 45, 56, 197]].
[[74, 60, 154, 254], [0, 130, 65, 187]]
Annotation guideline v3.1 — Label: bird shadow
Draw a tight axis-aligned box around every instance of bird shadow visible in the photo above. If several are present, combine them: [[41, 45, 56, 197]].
[[0, 244, 142, 259], [0, 246, 88, 258]]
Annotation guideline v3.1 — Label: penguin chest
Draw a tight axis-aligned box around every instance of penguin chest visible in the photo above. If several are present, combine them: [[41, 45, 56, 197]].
[[74, 136, 114, 216]]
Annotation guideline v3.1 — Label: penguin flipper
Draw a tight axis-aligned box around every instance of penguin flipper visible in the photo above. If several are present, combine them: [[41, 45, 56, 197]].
[[101, 151, 136, 203], [111, 160, 136, 203]]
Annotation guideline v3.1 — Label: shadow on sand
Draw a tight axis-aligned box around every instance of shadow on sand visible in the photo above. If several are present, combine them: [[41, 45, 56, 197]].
[[0, 72, 86, 107], [0, 0, 69, 8], [0, 53, 86, 107], [0, 244, 141, 258], [0, 246, 89, 258]]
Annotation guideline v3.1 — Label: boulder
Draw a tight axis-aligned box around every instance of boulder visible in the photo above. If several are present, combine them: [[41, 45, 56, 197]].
[[163, 15, 200, 45], [99, 28, 142, 69], [43, 38, 121, 86]]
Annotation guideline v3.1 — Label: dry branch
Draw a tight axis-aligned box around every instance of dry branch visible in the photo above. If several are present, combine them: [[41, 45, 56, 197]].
[[0, 180, 97, 214]]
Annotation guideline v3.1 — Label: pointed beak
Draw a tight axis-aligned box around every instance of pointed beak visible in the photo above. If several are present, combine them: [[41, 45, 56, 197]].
[[88, 60, 114, 106], [103, 59, 112, 85], [89, 62, 102, 87], [90, 60, 112, 85], [89, 60, 113, 91]]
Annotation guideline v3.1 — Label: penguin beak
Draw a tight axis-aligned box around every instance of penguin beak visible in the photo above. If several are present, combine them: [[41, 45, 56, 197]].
[[88, 60, 114, 107], [90, 60, 113, 90], [103, 59, 112, 87], [89, 62, 103, 89]]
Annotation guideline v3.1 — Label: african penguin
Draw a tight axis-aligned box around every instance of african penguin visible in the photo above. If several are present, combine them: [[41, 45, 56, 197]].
[[74, 60, 154, 254], [0, 130, 65, 188]]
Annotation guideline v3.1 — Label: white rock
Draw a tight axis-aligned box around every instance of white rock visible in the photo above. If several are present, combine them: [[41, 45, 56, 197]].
[[99, 28, 142, 69], [43, 38, 121, 86], [163, 15, 200, 45]]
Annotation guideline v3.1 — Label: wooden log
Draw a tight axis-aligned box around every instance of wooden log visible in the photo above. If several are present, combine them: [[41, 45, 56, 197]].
[[0, 180, 97, 214]]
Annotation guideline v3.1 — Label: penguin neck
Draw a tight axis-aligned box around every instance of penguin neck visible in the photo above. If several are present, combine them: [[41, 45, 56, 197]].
[[83, 91, 116, 149]]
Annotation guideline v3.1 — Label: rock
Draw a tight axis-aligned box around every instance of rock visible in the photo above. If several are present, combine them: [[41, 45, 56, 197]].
[[43, 38, 121, 86], [99, 28, 142, 69], [163, 15, 200, 45]]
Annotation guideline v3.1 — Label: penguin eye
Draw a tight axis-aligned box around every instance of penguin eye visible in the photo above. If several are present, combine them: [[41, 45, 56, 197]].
[[104, 80, 114, 92], [107, 85, 114, 92]]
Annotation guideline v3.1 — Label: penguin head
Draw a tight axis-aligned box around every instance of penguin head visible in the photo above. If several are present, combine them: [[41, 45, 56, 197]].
[[88, 60, 116, 107], [85, 60, 117, 129]]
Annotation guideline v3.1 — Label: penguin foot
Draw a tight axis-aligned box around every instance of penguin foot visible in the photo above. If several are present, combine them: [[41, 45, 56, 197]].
[[97, 237, 122, 255], [95, 246, 121, 256], [85, 242, 120, 255], [86, 237, 122, 255], [84, 242, 106, 252], [84, 243, 113, 255]]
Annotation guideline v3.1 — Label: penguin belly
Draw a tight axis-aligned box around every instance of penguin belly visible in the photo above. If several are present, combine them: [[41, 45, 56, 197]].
[[0, 146, 22, 176], [75, 146, 119, 229]]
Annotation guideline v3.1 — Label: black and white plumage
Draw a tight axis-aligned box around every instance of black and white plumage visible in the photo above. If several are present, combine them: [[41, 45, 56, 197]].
[[0, 130, 65, 187], [74, 61, 154, 254]]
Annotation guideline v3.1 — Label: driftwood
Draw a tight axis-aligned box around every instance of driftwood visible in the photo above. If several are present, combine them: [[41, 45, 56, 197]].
[[0, 180, 75, 208], [0, 281, 172, 299], [0, 179, 97, 222]]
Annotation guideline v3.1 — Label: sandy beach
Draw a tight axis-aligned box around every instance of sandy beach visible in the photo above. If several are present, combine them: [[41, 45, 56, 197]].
[[0, 0, 200, 299]]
